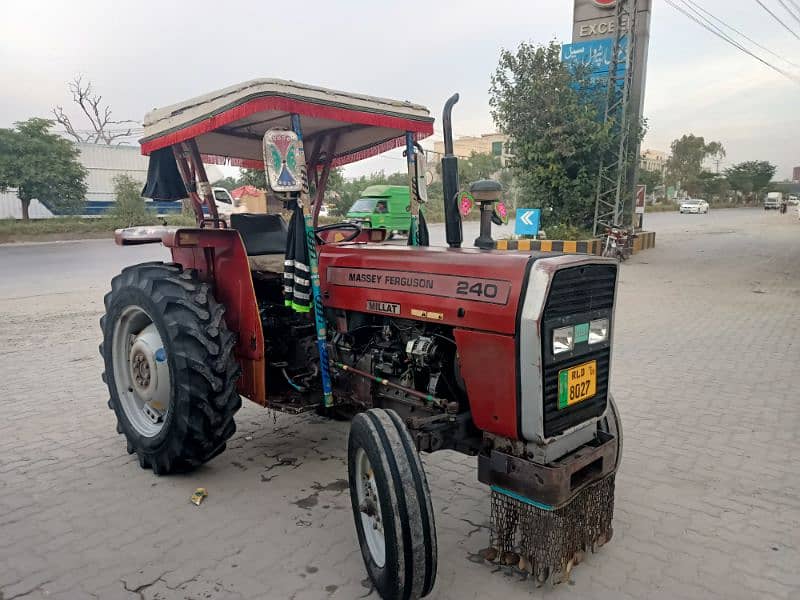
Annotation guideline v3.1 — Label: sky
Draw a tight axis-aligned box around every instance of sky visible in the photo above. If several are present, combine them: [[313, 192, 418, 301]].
[[0, 0, 798, 179]]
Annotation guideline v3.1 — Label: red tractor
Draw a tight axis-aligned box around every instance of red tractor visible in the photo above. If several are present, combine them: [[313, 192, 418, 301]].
[[100, 79, 622, 598]]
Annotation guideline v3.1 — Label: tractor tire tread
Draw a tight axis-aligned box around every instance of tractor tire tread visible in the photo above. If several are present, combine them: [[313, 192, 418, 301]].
[[99, 261, 240, 475], [349, 408, 437, 600]]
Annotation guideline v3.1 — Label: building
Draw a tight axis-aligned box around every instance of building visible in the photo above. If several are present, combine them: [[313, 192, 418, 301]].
[[0, 142, 224, 218], [77, 143, 149, 203], [640, 149, 667, 173], [792, 166, 800, 183], [432, 133, 510, 166]]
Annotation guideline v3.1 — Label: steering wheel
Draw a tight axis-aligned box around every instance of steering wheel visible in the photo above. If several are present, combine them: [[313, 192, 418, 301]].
[[314, 222, 362, 244]]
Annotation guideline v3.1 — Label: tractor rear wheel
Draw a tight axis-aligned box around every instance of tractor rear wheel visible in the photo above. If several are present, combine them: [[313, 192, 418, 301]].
[[348, 408, 437, 599], [100, 262, 241, 474]]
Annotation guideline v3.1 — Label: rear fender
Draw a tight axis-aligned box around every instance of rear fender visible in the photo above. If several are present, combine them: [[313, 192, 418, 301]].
[[115, 226, 266, 404]]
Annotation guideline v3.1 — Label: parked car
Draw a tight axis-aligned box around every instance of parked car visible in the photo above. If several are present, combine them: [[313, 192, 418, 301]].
[[679, 198, 709, 214], [346, 185, 411, 238], [787, 194, 798, 206]]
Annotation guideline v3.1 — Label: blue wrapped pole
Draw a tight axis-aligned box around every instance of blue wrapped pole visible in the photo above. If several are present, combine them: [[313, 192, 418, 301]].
[[405, 131, 419, 246], [291, 114, 333, 408]]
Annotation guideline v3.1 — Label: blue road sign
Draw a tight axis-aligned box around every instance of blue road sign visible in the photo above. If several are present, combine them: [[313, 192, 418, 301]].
[[515, 208, 541, 236], [561, 37, 628, 75]]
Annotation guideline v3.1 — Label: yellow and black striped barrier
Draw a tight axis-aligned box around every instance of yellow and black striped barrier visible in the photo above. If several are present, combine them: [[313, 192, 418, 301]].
[[632, 230, 656, 253], [494, 238, 603, 255], [493, 231, 656, 255]]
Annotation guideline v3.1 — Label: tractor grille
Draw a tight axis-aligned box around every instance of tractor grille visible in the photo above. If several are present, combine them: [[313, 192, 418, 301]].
[[543, 264, 617, 320], [541, 264, 617, 438]]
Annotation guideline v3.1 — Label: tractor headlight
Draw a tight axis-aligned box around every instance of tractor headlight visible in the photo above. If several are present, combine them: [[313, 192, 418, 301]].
[[589, 318, 609, 344], [553, 326, 574, 355]]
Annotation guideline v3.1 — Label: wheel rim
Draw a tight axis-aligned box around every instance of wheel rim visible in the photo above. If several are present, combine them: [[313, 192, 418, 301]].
[[355, 448, 386, 567], [112, 305, 171, 438]]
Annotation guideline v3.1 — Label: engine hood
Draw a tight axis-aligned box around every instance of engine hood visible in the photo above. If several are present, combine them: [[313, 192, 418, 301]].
[[319, 244, 545, 334]]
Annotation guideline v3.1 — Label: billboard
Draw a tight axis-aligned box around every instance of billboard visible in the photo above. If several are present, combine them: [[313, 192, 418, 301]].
[[561, 38, 628, 73]]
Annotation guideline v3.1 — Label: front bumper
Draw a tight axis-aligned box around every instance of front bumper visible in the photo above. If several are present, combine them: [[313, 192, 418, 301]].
[[478, 430, 618, 508]]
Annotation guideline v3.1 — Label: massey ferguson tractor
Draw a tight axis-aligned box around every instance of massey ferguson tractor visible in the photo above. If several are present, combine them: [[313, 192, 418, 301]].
[[100, 79, 622, 598]]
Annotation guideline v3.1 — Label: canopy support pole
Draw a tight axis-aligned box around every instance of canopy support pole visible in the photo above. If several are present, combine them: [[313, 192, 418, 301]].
[[186, 139, 220, 225], [291, 113, 334, 408], [171, 142, 221, 227], [312, 134, 339, 228], [405, 131, 419, 246], [172, 145, 205, 223]]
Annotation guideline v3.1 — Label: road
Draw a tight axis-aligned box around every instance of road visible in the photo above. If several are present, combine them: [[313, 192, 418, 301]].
[[1, 208, 799, 599], [0, 220, 509, 298]]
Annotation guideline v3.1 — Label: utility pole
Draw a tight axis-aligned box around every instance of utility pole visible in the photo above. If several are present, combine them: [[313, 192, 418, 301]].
[[592, 0, 639, 236]]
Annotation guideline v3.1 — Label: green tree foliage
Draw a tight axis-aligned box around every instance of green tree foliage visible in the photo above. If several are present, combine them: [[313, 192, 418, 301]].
[[666, 134, 725, 195], [638, 168, 663, 193], [696, 170, 730, 201], [210, 176, 239, 191], [489, 40, 630, 230], [238, 168, 267, 188], [110, 173, 154, 226], [456, 151, 504, 184], [0, 118, 87, 219], [212, 169, 267, 191], [724, 161, 776, 201]]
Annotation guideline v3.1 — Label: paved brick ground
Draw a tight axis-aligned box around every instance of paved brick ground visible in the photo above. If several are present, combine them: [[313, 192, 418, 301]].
[[1, 209, 798, 599]]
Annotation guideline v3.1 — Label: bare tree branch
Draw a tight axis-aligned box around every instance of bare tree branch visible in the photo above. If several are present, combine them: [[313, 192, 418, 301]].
[[52, 105, 87, 143], [52, 75, 140, 145]]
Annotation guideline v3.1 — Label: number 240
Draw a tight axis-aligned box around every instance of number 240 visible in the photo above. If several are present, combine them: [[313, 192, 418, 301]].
[[456, 281, 498, 298]]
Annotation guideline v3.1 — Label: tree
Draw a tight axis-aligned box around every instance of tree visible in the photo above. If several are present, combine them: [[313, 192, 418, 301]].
[[0, 118, 87, 219], [696, 170, 729, 201], [110, 173, 153, 226], [52, 75, 138, 145], [238, 168, 267, 188], [456, 151, 504, 184], [724, 161, 776, 202], [666, 134, 725, 195], [638, 168, 663, 196], [210, 176, 239, 191], [489, 40, 630, 230]]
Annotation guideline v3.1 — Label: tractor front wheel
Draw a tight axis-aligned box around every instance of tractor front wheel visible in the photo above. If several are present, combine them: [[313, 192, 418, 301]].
[[100, 262, 241, 474], [348, 409, 437, 599]]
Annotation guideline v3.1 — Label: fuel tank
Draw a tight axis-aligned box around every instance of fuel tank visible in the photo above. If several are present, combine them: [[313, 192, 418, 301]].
[[318, 244, 536, 334]]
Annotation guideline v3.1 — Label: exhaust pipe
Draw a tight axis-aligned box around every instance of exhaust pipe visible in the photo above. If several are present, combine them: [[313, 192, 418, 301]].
[[441, 94, 462, 248]]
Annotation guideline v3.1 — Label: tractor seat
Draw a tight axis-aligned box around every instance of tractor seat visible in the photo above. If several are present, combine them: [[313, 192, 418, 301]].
[[230, 213, 288, 273]]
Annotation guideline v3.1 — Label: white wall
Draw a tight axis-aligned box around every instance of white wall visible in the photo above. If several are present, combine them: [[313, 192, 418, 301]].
[[0, 190, 54, 219]]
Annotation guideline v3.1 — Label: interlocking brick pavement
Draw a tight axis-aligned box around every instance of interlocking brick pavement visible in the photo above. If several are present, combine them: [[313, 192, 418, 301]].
[[1, 210, 798, 599]]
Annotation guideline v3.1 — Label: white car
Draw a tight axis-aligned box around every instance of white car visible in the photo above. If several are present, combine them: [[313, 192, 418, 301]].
[[679, 198, 709, 214]]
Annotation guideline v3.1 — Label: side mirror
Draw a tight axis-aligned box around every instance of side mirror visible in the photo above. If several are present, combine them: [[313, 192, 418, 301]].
[[470, 179, 503, 250]]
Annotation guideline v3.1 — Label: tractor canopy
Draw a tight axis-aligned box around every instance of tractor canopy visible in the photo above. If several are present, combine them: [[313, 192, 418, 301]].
[[139, 78, 434, 169]]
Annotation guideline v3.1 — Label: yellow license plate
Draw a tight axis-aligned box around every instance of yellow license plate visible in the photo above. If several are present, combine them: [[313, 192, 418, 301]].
[[558, 360, 597, 409]]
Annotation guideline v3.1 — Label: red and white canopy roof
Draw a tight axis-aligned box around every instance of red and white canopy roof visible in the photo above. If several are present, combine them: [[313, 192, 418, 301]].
[[140, 79, 434, 169]]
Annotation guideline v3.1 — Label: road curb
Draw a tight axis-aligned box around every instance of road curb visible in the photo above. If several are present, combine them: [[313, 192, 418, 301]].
[[633, 231, 656, 253], [0, 237, 113, 248], [494, 239, 602, 255]]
